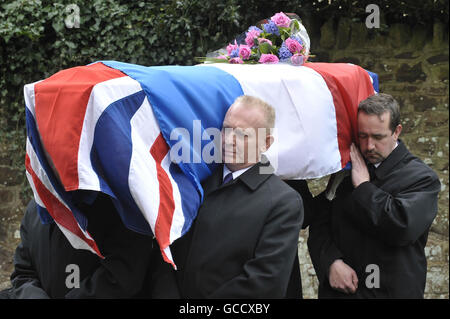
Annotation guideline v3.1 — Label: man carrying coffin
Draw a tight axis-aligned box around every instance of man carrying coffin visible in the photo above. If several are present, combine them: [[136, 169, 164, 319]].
[[308, 93, 440, 298], [0, 193, 175, 299], [172, 95, 304, 298]]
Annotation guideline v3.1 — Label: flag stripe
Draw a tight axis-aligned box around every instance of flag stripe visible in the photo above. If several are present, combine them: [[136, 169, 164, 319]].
[[34, 62, 126, 191], [128, 97, 161, 233], [101, 61, 244, 193], [24, 81, 41, 118], [304, 63, 375, 168], [78, 76, 143, 191], [151, 133, 175, 249], [127, 95, 185, 266], [25, 105, 89, 230], [25, 171, 45, 208], [90, 90, 153, 235], [25, 152, 102, 257], [207, 63, 343, 178], [168, 161, 198, 237]]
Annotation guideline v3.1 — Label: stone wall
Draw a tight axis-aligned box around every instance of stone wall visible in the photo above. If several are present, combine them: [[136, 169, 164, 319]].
[[0, 150, 26, 291], [0, 17, 448, 298], [298, 17, 449, 299]]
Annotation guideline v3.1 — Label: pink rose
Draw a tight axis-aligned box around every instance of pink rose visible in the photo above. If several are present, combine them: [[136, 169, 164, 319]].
[[285, 38, 303, 54], [226, 41, 239, 55], [259, 54, 279, 64], [245, 29, 261, 47], [290, 54, 305, 66], [229, 57, 244, 64], [271, 12, 291, 28], [257, 38, 273, 46], [217, 55, 228, 60], [239, 45, 252, 60]]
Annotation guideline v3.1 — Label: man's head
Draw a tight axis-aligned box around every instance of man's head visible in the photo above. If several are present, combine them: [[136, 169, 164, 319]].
[[357, 93, 402, 164], [222, 95, 275, 171]]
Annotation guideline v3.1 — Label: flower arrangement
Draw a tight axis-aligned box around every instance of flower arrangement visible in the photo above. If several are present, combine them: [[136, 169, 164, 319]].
[[199, 12, 310, 66]]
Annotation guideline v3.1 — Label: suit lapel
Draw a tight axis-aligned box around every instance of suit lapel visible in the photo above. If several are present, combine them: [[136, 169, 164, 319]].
[[238, 162, 272, 191], [203, 164, 225, 196], [373, 139, 409, 180], [203, 162, 274, 196]]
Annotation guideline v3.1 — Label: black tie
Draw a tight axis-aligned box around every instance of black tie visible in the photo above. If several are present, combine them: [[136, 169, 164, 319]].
[[368, 163, 376, 180], [222, 172, 233, 185]]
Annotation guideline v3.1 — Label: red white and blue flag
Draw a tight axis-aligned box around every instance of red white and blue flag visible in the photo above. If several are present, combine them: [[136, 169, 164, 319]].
[[24, 61, 377, 266]]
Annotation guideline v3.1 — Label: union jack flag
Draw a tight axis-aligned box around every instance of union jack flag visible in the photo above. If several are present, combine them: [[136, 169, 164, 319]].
[[24, 61, 377, 267]]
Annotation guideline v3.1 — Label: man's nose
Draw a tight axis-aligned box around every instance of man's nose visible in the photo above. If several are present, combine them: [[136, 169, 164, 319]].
[[367, 137, 376, 150], [223, 129, 235, 145]]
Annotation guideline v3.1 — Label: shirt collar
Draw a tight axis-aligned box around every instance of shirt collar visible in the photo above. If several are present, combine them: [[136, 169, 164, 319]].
[[373, 141, 399, 168], [372, 140, 408, 179], [203, 162, 274, 196], [223, 164, 253, 181]]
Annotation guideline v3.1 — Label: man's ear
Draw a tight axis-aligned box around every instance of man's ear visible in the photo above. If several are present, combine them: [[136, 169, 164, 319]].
[[265, 134, 274, 151], [393, 124, 402, 140]]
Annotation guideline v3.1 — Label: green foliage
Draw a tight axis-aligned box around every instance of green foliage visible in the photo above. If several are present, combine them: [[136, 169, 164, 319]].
[[0, 0, 447, 200], [0, 0, 245, 127], [0, 0, 448, 135]]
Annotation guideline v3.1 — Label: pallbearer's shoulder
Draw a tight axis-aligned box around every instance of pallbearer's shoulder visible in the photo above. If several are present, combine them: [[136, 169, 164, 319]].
[[264, 173, 303, 201], [405, 153, 440, 181], [396, 145, 440, 187]]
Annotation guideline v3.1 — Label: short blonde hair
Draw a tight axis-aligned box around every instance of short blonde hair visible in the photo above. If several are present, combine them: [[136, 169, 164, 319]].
[[233, 95, 276, 129]]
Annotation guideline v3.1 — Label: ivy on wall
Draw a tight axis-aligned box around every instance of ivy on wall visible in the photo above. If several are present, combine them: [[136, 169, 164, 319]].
[[0, 0, 447, 201], [0, 0, 448, 133]]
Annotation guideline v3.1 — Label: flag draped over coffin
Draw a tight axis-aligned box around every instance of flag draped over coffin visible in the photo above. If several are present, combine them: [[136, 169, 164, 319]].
[[24, 61, 377, 266]]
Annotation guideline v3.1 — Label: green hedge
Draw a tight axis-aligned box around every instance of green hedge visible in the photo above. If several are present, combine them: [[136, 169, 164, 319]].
[[0, 0, 448, 134]]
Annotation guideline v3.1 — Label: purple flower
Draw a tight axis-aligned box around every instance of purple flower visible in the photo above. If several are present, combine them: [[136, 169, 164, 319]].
[[291, 53, 305, 66], [257, 38, 273, 46], [229, 57, 244, 64], [230, 48, 239, 58], [239, 45, 252, 60], [271, 12, 291, 28], [263, 20, 279, 36], [284, 38, 303, 54], [245, 29, 261, 47], [226, 41, 239, 55], [278, 44, 293, 61], [249, 26, 263, 32], [290, 35, 303, 45], [259, 53, 279, 64]]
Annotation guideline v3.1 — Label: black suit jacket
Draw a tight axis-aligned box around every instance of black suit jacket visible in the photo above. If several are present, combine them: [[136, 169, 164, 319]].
[[308, 140, 441, 298], [2, 194, 171, 298], [172, 163, 304, 298], [284, 179, 314, 228]]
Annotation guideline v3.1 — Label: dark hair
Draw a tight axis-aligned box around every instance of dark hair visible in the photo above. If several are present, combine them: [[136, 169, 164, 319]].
[[358, 93, 401, 133]]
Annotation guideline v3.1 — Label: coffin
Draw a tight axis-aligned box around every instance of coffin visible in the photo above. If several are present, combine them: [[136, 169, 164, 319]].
[[24, 61, 377, 265]]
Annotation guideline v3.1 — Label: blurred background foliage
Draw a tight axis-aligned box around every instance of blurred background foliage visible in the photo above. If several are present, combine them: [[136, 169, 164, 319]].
[[0, 0, 448, 165]]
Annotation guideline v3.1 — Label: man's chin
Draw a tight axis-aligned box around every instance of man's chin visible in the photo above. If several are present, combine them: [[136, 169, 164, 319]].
[[224, 160, 254, 172], [224, 162, 244, 172], [365, 155, 382, 165], [223, 155, 236, 165]]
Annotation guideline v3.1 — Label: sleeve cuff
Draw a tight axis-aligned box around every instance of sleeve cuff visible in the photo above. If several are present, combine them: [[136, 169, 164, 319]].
[[322, 250, 344, 282]]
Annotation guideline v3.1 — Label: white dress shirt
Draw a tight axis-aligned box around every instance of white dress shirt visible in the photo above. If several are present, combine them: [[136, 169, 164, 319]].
[[223, 164, 253, 181], [374, 141, 399, 168]]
